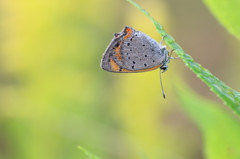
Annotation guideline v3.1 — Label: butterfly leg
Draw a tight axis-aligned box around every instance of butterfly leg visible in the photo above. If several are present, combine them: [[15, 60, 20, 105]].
[[168, 49, 179, 61], [159, 35, 167, 45]]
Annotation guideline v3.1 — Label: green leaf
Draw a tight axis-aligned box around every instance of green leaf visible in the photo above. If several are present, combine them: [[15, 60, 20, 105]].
[[78, 146, 102, 159], [175, 80, 240, 159], [203, 0, 240, 39], [126, 0, 240, 115]]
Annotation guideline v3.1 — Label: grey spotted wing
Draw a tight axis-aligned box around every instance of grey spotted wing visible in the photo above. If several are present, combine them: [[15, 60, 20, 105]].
[[100, 30, 126, 72], [115, 30, 165, 71]]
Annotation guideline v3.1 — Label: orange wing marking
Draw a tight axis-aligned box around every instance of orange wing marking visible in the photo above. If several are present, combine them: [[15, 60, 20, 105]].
[[109, 58, 120, 72], [109, 57, 163, 73], [113, 41, 123, 60], [123, 27, 133, 39], [120, 64, 163, 73]]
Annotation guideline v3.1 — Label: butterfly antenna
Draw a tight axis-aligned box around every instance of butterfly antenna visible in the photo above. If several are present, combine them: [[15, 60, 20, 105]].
[[159, 70, 166, 98]]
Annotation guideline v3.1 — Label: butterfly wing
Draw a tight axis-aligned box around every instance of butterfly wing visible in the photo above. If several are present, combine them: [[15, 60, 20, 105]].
[[100, 29, 126, 72], [101, 26, 166, 73]]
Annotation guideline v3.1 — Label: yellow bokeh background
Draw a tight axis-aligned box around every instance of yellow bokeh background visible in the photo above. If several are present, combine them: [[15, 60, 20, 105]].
[[1, 0, 240, 159]]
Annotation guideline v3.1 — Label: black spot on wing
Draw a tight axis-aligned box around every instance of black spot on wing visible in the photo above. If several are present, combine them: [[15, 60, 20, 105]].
[[114, 41, 120, 48]]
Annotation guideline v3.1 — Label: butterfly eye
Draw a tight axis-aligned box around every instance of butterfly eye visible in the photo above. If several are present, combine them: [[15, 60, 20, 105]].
[[160, 65, 168, 73]]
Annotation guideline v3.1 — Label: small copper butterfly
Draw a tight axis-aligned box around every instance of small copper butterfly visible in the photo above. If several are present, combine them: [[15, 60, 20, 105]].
[[101, 26, 176, 98]]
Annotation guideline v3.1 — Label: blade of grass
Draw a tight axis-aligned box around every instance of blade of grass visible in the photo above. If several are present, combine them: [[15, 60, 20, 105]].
[[203, 0, 240, 40], [126, 0, 240, 115], [175, 79, 240, 159], [78, 146, 101, 159]]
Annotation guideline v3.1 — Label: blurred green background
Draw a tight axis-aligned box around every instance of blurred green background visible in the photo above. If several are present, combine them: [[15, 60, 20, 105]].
[[1, 0, 240, 159]]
